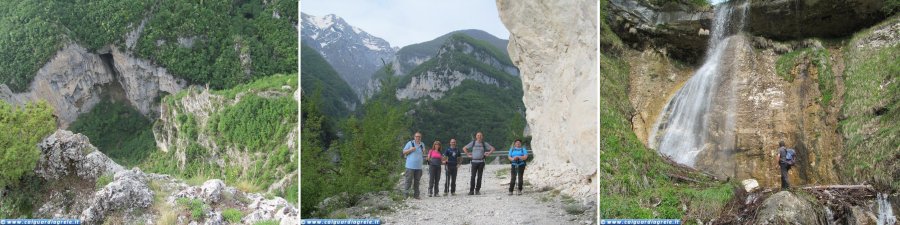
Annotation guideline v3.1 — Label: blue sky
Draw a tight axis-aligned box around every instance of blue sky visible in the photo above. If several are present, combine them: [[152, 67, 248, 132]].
[[301, 0, 511, 48]]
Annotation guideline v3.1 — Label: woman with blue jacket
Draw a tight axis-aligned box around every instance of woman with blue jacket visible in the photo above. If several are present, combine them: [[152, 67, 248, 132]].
[[507, 139, 528, 195]]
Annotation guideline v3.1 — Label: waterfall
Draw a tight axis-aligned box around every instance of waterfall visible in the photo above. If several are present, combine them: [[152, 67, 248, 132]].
[[877, 193, 897, 225], [647, 0, 749, 166]]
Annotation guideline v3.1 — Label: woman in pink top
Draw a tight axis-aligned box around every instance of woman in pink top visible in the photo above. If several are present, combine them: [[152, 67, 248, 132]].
[[426, 141, 444, 197]]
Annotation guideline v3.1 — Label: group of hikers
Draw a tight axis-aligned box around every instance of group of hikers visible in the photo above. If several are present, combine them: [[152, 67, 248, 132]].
[[402, 131, 528, 199]]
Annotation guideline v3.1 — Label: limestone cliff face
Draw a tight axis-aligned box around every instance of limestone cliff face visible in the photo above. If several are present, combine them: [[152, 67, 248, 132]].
[[0, 43, 185, 128], [0, 44, 112, 128], [497, 0, 598, 202], [395, 35, 516, 101], [107, 46, 186, 118]]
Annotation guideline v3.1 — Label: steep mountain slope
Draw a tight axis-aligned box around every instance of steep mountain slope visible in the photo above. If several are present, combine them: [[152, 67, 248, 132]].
[[392, 29, 514, 76], [150, 74, 298, 200], [301, 44, 359, 118], [301, 13, 395, 99], [397, 33, 525, 151]]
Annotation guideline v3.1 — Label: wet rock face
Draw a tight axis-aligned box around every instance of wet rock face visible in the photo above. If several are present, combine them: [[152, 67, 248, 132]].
[[607, 0, 889, 63], [607, 0, 713, 64], [497, 0, 598, 202], [636, 34, 842, 188], [755, 191, 824, 225], [746, 0, 888, 40]]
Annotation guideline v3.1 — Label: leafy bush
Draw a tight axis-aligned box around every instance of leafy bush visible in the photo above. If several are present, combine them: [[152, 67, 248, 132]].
[[70, 99, 155, 167], [0, 100, 56, 189], [209, 94, 297, 151], [176, 198, 206, 221], [222, 208, 243, 223]]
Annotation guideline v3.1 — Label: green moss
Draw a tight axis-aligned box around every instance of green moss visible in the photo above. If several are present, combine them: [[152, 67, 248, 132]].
[[95, 173, 113, 189], [775, 49, 805, 82]]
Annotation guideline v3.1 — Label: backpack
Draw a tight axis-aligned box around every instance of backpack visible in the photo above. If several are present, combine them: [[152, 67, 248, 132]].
[[784, 148, 796, 166], [401, 140, 414, 159]]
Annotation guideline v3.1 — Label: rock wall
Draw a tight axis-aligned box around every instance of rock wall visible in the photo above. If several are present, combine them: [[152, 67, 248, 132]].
[[0, 43, 185, 128], [0, 44, 112, 128], [497, 0, 598, 202]]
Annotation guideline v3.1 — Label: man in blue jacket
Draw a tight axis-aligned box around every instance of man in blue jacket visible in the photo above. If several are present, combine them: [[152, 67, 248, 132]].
[[402, 132, 425, 199]]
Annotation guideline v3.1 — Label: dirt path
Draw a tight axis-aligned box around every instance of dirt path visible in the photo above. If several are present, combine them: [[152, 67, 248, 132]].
[[380, 164, 594, 225]]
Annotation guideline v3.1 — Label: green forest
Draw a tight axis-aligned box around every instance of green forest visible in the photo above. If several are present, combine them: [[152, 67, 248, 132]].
[[0, 0, 296, 92]]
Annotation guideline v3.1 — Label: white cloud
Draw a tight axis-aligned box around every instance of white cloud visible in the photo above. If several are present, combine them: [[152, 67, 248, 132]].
[[301, 0, 510, 48]]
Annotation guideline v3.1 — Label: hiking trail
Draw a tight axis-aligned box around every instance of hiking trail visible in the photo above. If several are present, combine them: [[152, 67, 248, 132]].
[[380, 164, 594, 224]]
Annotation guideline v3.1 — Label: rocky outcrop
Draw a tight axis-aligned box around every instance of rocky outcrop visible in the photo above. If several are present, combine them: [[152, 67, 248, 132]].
[[745, 0, 888, 40], [32, 129, 297, 225], [107, 46, 186, 118], [395, 34, 517, 100], [607, 0, 889, 63], [36, 130, 124, 180], [81, 168, 154, 224], [0, 43, 185, 128], [755, 191, 825, 224], [607, 0, 713, 63], [497, 0, 598, 202]]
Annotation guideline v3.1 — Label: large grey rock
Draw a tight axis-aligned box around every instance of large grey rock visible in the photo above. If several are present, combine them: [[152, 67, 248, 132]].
[[497, 0, 598, 203], [35, 130, 123, 180], [244, 193, 298, 225], [81, 168, 154, 224], [755, 191, 824, 225]]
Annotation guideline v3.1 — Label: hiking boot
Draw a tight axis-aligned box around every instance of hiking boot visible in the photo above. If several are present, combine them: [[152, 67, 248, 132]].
[[443, 192, 448, 196], [517, 190, 522, 195], [475, 191, 481, 195], [468, 191, 474, 195], [508, 192, 513, 196], [414, 196, 421, 200], [451, 192, 456, 196], [428, 193, 433, 197]]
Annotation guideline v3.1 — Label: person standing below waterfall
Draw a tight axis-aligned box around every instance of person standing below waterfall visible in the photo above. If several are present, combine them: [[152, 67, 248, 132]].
[[402, 132, 426, 199], [463, 131, 495, 195], [508, 139, 528, 196], [426, 140, 443, 197], [443, 138, 462, 196], [775, 140, 797, 191]]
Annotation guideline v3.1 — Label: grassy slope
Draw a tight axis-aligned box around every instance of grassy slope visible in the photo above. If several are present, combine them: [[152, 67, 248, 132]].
[[838, 16, 900, 191], [600, 0, 735, 221]]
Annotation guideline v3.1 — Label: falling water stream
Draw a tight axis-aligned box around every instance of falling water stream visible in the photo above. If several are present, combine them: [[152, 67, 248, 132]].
[[877, 193, 897, 225], [648, 1, 749, 166]]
